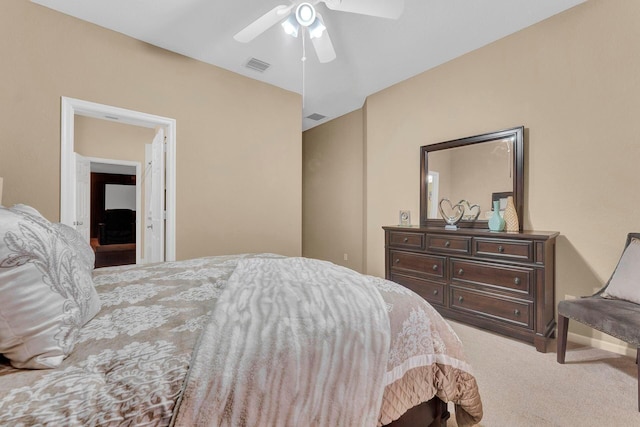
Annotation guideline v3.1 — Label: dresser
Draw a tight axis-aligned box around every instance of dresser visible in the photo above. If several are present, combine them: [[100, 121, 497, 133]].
[[384, 226, 558, 352]]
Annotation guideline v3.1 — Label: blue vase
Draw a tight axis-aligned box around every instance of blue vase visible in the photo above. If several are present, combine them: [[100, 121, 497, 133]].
[[488, 200, 505, 231]]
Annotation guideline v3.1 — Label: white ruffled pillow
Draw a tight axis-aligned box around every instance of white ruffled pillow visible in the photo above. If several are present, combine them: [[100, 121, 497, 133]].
[[0, 205, 101, 369], [602, 238, 640, 305]]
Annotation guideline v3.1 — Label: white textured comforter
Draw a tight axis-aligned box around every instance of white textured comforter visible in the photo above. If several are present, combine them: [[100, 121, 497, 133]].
[[173, 257, 390, 426]]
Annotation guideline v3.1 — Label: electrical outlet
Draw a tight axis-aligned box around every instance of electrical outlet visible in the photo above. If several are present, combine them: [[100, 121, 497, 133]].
[[343, 253, 348, 261], [564, 294, 577, 301]]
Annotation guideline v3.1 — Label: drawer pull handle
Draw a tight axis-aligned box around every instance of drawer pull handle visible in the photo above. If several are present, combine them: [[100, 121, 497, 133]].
[[514, 277, 521, 285], [458, 296, 464, 303], [445, 241, 451, 248], [514, 309, 520, 316], [433, 290, 439, 295], [403, 237, 409, 243], [432, 264, 438, 271], [458, 268, 464, 276], [394, 259, 400, 264], [498, 245, 504, 253]]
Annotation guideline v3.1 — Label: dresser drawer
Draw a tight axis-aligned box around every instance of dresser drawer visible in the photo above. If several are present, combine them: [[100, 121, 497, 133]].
[[426, 235, 471, 255], [389, 250, 445, 280], [390, 273, 445, 306], [388, 231, 425, 250], [451, 287, 532, 328], [473, 238, 533, 262], [451, 259, 533, 296]]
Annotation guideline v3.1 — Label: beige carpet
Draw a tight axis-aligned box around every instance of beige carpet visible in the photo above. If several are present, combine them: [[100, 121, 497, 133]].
[[446, 321, 638, 426]]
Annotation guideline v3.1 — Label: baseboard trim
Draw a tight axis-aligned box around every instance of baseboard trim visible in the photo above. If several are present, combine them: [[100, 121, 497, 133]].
[[568, 331, 636, 358]]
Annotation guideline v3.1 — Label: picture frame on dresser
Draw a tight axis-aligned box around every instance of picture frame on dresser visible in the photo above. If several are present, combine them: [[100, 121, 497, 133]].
[[491, 191, 513, 212]]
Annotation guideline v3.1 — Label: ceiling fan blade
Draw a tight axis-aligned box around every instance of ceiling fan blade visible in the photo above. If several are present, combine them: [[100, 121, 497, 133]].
[[234, 4, 293, 43], [322, 0, 404, 19], [310, 19, 336, 63]]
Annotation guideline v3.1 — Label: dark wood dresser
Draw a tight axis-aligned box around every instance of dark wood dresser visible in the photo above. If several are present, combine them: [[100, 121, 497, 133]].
[[384, 226, 559, 352]]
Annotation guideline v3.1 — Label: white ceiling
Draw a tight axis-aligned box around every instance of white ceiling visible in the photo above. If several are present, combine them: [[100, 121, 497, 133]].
[[32, 0, 585, 131]]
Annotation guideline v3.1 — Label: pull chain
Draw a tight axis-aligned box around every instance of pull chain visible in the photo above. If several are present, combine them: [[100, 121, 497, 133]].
[[301, 27, 306, 108]]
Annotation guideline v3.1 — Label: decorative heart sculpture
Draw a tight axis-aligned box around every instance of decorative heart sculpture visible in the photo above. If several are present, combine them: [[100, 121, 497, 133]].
[[438, 198, 464, 226], [459, 200, 481, 221]]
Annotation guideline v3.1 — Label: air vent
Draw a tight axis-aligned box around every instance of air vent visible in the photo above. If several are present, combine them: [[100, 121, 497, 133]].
[[306, 113, 326, 121], [245, 57, 270, 72]]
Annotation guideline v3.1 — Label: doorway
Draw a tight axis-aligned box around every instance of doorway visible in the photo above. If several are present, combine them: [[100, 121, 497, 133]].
[[60, 97, 177, 262], [88, 159, 140, 267]]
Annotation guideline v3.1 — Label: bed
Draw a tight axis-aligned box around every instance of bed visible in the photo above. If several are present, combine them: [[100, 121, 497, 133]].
[[0, 205, 482, 426]]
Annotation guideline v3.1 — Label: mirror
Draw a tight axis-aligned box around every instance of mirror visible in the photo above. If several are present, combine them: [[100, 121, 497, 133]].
[[420, 126, 524, 230]]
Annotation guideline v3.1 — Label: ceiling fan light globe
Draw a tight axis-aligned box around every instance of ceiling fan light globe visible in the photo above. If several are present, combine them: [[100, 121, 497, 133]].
[[281, 15, 299, 37], [308, 19, 326, 39], [295, 3, 316, 27]]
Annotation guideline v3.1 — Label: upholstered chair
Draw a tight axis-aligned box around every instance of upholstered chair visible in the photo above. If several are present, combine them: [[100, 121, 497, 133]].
[[557, 232, 640, 411]]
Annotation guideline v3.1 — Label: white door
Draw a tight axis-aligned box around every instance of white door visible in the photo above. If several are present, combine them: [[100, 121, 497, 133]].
[[144, 128, 165, 263], [427, 171, 440, 219], [75, 153, 91, 242]]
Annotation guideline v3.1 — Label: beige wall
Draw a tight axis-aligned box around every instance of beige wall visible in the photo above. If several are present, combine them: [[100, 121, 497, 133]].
[[0, 0, 302, 259], [305, 0, 640, 350], [302, 110, 364, 272], [75, 116, 152, 166]]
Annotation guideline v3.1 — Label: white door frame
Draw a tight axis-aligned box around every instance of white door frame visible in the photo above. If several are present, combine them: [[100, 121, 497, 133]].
[[60, 96, 177, 261], [87, 157, 142, 264]]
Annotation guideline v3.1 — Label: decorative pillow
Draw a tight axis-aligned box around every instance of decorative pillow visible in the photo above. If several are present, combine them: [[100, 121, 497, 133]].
[[602, 238, 640, 305], [0, 206, 101, 369], [12, 204, 96, 270], [51, 222, 95, 271], [10, 203, 46, 219]]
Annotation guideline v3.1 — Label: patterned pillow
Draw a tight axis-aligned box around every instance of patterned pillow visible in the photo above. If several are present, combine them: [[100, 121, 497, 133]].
[[51, 222, 95, 271], [602, 238, 640, 305], [9, 205, 95, 270], [0, 206, 101, 369]]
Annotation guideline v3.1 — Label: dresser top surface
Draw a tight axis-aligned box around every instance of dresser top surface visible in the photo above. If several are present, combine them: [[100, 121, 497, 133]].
[[383, 225, 559, 240]]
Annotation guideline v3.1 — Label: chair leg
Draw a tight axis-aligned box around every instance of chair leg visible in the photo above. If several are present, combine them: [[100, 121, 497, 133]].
[[557, 314, 569, 364]]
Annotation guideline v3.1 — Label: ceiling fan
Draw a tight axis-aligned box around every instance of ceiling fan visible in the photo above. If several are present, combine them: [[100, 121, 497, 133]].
[[234, 0, 405, 63]]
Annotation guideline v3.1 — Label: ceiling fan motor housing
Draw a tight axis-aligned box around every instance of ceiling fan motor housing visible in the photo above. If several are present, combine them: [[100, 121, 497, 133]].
[[295, 3, 316, 27]]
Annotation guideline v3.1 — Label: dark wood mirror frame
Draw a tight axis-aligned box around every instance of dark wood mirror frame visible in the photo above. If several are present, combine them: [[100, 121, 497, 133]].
[[420, 126, 524, 230]]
